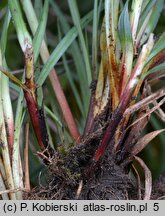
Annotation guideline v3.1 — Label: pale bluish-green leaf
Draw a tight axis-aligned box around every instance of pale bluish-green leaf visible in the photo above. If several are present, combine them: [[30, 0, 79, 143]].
[[146, 32, 165, 64], [12, 90, 24, 195], [34, 0, 43, 20], [0, 8, 11, 56], [9, 0, 32, 52], [141, 62, 165, 80], [44, 106, 62, 128], [0, 7, 20, 198], [0, 7, 12, 122], [62, 55, 84, 116], [0, 54, 16, 200], [98, 0, 103, 21], [141, 0, 152, 13], [130, 0, 143, 41], [68, 0, 92, 86], [118, 0, 133, 78], [33, 0, 49, 63], [37, 10, 93, 86], [50, 0, 91, 116], [118, 0, 133, 49], [138, 0, 156, 30], [57, 21, 84, 116], [92, 0, 98, 79], [9, 82, 20, 92], [138, 0, 164, 46]]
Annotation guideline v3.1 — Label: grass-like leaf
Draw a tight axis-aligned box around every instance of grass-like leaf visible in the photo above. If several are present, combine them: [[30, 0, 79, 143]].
[[134, 156, 152, 200], [130, 0, 143, 43], [138, 0, 156, 31], [12, 90, 24, 199], [50, 0, 92, 117], [146, 32, 165, 64], [57, 21, 84, 117], [0, 72, 16, 200], [118, 0, 133, 96], [0, 8, 14, 156], [118, 0, 132, 49], [0, 170, 9, 199], [33, 0, 49, 63], [139, 0, 164, 46], [37, 10, 93, 86], [105, 0, 120, 110], [92, 0, 99, 79], [9, 0, 32, 52], [68, 0, 92, 86], [141, 62, 165, 80], [0, 8, 11, 56], [131, 129, 165, 156], [34, 0, 43, 20]]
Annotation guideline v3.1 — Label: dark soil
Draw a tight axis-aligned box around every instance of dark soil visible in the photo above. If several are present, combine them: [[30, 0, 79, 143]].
[[25, 134, 138, 200], [151, 172, 165, 200], [25, 137, 165, 200]]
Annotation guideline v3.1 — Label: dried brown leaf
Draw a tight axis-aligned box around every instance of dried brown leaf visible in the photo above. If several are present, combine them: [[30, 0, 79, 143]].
[[124, 88, 165, 116], [124, 106, 150, 152], [146, 85, 165, 122], [131, 129, 165, 156], [94, 21, 110, 117], [128, 97, 165, 129], [134, 156, 152, 200], [132, 164, 142, 200]]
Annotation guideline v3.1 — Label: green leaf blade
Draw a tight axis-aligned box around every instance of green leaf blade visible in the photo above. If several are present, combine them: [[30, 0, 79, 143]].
[[33, 0, 49, 64], [37, 10, 93, 86]]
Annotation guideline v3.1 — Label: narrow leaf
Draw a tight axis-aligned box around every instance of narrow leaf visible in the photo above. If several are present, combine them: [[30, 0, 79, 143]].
[[124, 88, 165, 116], [33, 0, 49, 63], [130, 0, 143, 43], [0, 79, 16, 200], [131, 129, 165, 156], [57, 21, 83, 116], [34, 0, 43, 19], [105, 0, 120, 109], [0, 172, 9, 200], [12, 90, 24, 199], [92, 0, 98, 79], [0, 66, 29, 92], [50, 0, 91, 116], [137, 0, 164, 46], [118, 0, 133, 49], [0, 8, 11, 56], [68, 0, 92, 85], [138, 0, 156, 32], [118, 0, 133, 96], [37, 10, 93, 86], [134, 156, 152, 200], [9, 0, 32, 52], [0, 9, 14, 158], [141, 62, 165, 80], [146, 32, 165, 64]]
